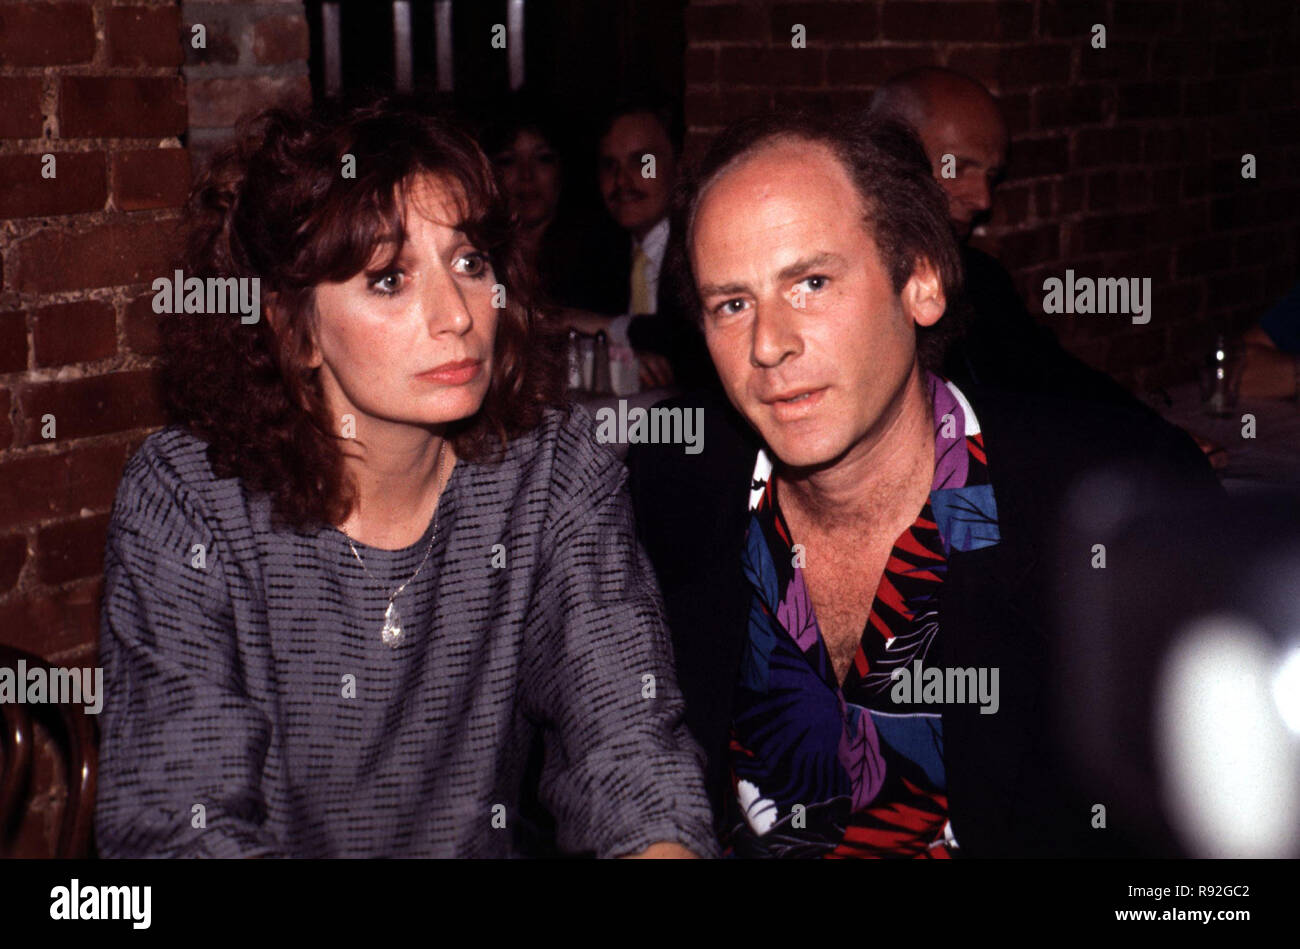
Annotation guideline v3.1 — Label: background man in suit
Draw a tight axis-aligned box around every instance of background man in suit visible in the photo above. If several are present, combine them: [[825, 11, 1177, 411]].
[[627, 111, 1218, 857], [561, 99, 715, 390]]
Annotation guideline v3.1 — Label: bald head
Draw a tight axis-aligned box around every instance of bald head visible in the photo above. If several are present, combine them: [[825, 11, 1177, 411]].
[[869, 67, 1008, 240]]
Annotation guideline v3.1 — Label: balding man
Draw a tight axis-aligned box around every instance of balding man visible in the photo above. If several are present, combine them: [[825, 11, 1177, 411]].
[[870, 68, 1139, 408]]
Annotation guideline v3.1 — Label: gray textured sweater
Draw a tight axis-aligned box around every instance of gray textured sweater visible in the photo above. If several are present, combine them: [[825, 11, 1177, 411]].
[[94, 402, 717, 858]]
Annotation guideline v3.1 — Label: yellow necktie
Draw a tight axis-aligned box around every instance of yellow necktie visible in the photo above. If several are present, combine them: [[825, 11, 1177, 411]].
[[630, 246, 654, 315]]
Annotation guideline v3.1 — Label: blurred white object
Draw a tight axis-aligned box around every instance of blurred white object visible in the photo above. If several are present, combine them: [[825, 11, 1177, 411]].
[[1156, 614, 1298, 857], [1274, 646, 1300, 734]]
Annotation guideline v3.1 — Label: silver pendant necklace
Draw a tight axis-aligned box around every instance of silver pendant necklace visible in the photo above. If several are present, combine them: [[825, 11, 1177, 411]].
[[342, 444, 452, 648]]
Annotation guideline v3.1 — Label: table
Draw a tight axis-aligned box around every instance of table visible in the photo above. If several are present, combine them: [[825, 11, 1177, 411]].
[[1150, 382, 1300, 491]]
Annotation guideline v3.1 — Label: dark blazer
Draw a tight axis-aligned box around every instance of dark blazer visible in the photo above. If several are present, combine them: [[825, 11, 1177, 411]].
[[626, 380, 1222, 857], [945, 246, 1144, 411]]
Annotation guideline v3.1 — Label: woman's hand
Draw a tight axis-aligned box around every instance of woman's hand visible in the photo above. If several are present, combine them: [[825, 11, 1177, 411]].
[[637, 351, 675, 389]]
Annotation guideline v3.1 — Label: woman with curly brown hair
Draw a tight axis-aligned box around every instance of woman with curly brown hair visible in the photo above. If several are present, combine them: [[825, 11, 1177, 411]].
[[93, 95, 716, 858]]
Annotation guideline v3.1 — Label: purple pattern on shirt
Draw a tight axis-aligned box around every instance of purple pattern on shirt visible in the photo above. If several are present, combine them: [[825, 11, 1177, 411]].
[[929, 373, 968, 491], [776, 566, 822, 654]]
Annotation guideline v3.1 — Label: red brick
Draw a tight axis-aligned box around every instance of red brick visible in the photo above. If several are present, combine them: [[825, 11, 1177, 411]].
[[0, 578, 102, 658], [1075, 127, 1143, 168], [1155, 283, 1205, 323], [681, 129, 715, 166], [0, 532, 25, 595], [1113, 1, 1178, 36], [989, 45, 1073, 91], [1240, 72, 1299, 112], [107, 4, 183, 68], [773, 88, 837, 115], [0, 153, 107, 220], [182, 15, 243, 67], [0, 388, 11, 451], [18, 370, 163, 445], [32, 300, 117, 368], [882, 2, 1026, 43], [995, 224, 1061, 268], [1034, 85, 1110, 129], [685, 4, 769, 44], [1074, 212, 1151, 254], [1151, 40, 1212, 81], [0, 78, 44, 138], [1144, 126, 1206, 165], [1005, 135, 1068, 180], [0, 440, 131, 533], [999, 92, 1031, 138], [0, 3, 95, 66], [1213, 38, 1271, 77], [684, 88, 770, 129], [1234, 228, 1289, 269], [1117, 81, 1181, 120], [720, 46, 823, 86], [59, 77, 187, 138], [1152, 168, 1180, 206], [826, 46, 937, 86], [1211, 189, 1298, 231], [717, 88, 774, 120], [123, 292, 162, 356], [771, 3, 877, 44], [988, 183, 1030, 227], [252, 12, 309, 65], [685, 47, 716, 85], [187, 75, 310, 129], [1269, 109, 1300, 147], [112, 148, 191, 212], [1039, 0, 1108, 38], [1078, 42, 1148, 81], [0, 313, 27, 374], [1183, 79, 1239, 117], [1207, 268, 1265, 310], [36, 513, 111, 585], [8, 214, 181, 295]]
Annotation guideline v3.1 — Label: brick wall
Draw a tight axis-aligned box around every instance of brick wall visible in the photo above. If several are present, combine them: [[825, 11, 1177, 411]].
[[683, 0, 1300, 388], [0, 0, 308, 856], [0, 0, 189, 667], [0, 0, 189, 856], [182, 0, 310, 170]]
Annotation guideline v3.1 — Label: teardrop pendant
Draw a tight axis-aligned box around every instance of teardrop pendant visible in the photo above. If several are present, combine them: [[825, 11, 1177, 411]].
[[381, 600, 404, 648]]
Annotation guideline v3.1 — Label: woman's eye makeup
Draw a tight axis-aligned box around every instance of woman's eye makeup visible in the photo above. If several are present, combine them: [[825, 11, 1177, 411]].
[[455, 251, 491, 278], [367, 270, 405, 296]]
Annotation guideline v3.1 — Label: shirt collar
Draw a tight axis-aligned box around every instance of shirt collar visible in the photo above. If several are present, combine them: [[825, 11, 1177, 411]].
[[635, 217, 670, 265]]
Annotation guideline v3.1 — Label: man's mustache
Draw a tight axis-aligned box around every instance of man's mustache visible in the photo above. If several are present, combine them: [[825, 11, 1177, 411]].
[[609, 188, 648, 202]]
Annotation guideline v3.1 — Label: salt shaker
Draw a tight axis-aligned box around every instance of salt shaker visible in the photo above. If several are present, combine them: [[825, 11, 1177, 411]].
[[565, 328, 584, 393]]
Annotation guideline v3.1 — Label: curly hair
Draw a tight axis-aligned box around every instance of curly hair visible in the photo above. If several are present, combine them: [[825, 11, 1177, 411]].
[[162, 93, 566, 531], [664, 110, 969, 371]]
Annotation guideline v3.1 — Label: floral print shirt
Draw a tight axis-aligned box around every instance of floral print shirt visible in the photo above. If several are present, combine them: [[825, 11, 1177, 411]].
[[726, 373, 1000, 858]]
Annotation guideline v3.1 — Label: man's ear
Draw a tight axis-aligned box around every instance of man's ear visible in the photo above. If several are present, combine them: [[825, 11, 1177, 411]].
[[265, 292, 323, 369], [902, 256, 946, 329]]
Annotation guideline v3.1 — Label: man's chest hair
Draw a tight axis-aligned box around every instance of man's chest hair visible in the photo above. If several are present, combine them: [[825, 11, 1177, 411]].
[[799, 537, 893, 683]]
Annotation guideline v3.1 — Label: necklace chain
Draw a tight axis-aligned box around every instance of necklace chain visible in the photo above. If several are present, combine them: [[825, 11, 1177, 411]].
[[341, 442, 453, 647]]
